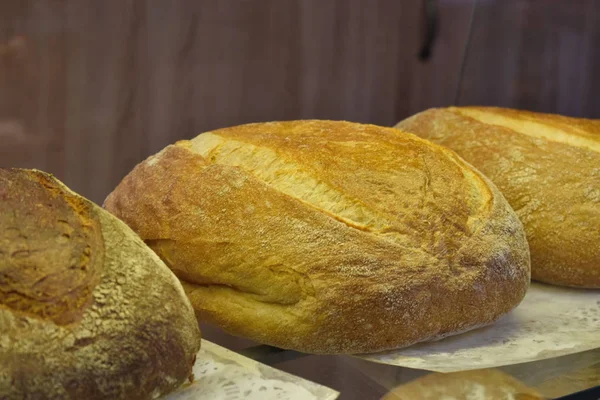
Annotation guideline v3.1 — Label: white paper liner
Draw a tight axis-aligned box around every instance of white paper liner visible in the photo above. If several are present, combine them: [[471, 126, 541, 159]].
[[165, 340, 339, 400], [356, 283, 600, 372]]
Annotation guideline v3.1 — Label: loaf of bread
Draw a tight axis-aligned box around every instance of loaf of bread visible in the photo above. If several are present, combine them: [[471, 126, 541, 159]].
[[104, 120, 530, 354], [0, 169, 201, 400], [396, 107, 600, 288], [382, 369, 545, 400]]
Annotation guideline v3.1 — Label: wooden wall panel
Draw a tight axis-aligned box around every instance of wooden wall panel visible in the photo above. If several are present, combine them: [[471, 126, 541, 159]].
[[407, 0, 474, 115], [0, 0, 471, 204], [458, 0, 600, 118]]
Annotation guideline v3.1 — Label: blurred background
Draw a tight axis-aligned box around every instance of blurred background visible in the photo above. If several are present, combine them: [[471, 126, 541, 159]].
[[1, 1, 600, 398], [1, 0, 599, 205]]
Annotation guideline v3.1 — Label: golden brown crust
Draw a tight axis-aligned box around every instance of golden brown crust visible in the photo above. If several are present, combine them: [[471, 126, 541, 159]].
[[0, 169, 201, 400], [105, 120, 530, 354], [396, 108, 600, 288]]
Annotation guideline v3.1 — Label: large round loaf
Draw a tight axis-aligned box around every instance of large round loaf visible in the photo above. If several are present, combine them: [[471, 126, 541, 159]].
[[0, 169, 201, 400], [396, 107, 600, 288], [104, 120, 530, 354]]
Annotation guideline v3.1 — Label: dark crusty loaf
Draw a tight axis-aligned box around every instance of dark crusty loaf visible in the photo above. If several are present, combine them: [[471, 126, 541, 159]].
[[396, 107, 600, 288], [104, 120, 530, 354], [0, 169, 201, 400]]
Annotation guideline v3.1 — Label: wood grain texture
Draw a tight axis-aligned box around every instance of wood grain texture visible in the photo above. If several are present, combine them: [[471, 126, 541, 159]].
[[458, 0, 600, 118], [0, 0, 471, 204]]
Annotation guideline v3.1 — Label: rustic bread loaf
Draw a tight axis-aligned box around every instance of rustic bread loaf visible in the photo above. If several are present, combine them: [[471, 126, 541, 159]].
[[396, 107, 600, 288], [104, 120, 530, 354], [0, 169, 201, 400]]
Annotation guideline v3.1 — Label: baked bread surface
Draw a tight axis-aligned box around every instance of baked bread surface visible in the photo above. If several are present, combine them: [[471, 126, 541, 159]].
[[105, 120, 530, 354], [0, 169, 201, 400], [396, 107, 600, 288]]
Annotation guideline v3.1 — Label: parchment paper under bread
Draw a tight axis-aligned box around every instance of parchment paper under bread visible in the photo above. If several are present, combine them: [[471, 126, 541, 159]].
[[356, 283, 600, 372], [165, 340, 339, 400]]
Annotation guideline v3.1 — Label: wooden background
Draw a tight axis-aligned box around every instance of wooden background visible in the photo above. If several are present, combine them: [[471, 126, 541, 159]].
[[1, 1, 600, 398], [2, 0, 599, 205]]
